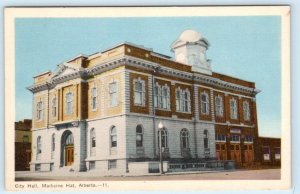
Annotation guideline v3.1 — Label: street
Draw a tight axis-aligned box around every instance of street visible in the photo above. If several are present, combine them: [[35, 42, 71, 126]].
[[15, 169, 280, 181]]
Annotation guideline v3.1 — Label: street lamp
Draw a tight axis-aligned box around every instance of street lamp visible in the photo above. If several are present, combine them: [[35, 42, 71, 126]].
[[158, 121, 164, 174]]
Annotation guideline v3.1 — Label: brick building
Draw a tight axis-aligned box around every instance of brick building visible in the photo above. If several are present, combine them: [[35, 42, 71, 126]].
[[27, 30, 261, 174], [259, 137, 281, 166], [15, 119, 32, 171]]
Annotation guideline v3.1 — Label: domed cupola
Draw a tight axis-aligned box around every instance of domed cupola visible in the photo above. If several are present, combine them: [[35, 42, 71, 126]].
[[170, 30, 212, 75]]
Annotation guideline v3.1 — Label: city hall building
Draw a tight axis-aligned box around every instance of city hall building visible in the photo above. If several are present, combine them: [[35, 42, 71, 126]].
[[28, 30, 260, 174]]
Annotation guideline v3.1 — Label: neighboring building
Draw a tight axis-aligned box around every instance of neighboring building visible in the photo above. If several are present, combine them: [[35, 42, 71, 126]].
[[27, 30, 261, 175], [259, 137, 281, 166], [15, 119, 32, 171]]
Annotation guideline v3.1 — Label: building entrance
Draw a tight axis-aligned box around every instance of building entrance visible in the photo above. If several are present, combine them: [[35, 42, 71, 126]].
[[230, 144, 241, 162], [60, 130, 74, 167]]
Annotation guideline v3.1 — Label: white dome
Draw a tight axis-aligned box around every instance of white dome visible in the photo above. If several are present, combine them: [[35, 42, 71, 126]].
[[179, 30, 202, 42]]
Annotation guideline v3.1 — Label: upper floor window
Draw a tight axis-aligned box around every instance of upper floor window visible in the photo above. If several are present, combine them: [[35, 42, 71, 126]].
[[91, 86, 98, 110], [243, 101, 250, 121], [215, 95, 223, 117], [52, 96, 57, 117], [109, 82, 118, 107], [90, 128, 96, 156], [176, 87, 191, 113], [230, 98, 238, 119], [204, 130, 209, 149], [154, 83, 170, 110], [180, 129, 189, 149], [201, 91, 209, 115], [133, 78, 146, 106], [65, 92, 73, 115], [36, 99, 43, 120], [110, 126, 117, 148], [136, 125, 143, 147]]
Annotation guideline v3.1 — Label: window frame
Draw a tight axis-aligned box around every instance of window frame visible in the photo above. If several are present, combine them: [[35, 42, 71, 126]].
[[91, 86, 98, 111], [65, 91, 73, 115], [36, 99, 43, 121], [52, 96, 57, 117], [215, 95, 224, 117], [110, 126, 117, 148], [230, 98, 238, 119], [133, 77, 146, 106], [36, 136, 42, 160], [204, 130, 209, 149], [201, 91, 209, 115], [158, 128, 168, 149], [180, 129, 189, 149], [109, 81, 118, 107], [176, 87, 191, 113], [90, 128, 96, 156], [136, 125, 144, 148], [243, 101, 251, 121]]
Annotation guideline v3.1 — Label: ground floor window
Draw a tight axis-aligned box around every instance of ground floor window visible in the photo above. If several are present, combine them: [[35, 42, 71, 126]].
[[108, 160, 117, 169], [275, 147, 281, 160], [262, 146, 270, 161], [35, 164, 41, 171], [89, 161, 96, 170]]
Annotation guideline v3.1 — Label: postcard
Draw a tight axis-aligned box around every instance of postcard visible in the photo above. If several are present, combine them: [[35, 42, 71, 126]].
[[4, 6, 290, 191]]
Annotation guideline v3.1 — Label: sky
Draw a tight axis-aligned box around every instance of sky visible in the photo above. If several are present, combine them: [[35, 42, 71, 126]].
[[15, 16, 281, 137]]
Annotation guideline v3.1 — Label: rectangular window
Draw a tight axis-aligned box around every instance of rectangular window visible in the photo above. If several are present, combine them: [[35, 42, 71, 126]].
[[230, 135, 240, 142], [176, 90, 181, 111], [65, 92, 73, 115], [263, 146, 270, 161], [215, 134, 226, 142], [37, 101, 43, 120], [134, 79, 145, 106], [244, 135, 253, 143], [215, 96, 223, 117], [91, 87, 98, 110], [108, 160, 117, 169], [230, 99, 237, 119], [35, 164, 41, 171], [176, 89, 191, 113], [52, 97, 57, 117], [89, 161, 96, 170], [275, 147, 281, 160], [109, 82, 118, 107]]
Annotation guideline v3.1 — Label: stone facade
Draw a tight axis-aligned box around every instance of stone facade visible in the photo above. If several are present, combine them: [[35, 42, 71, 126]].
[[27, 30, 261, 175]]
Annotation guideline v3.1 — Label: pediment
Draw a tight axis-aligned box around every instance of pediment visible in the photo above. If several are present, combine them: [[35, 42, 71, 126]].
[[51, 62, 80, 79]]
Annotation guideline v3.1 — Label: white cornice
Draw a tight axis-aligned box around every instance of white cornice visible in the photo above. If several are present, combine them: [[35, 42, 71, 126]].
[[28, 55, 260, 96]]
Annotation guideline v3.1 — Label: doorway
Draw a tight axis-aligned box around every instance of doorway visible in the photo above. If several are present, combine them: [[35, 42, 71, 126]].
[[60, 131, 74, 167]]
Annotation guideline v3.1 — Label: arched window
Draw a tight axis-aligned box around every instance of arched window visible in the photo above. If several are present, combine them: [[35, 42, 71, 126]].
[[37, 99, 43, 120], [136, 125, 143, 147], [201, 91, 209, 115], [90, 128, 96, 156], [65, 133, 74, 145], [134, 78, 146, 106], [109, 82, 118, 107], [110, 126, 117, 147], [65, 92, 73, 115], [230, 98, 238, 119], [91, 86, 98, 110], [180, 129, 189, 149], [52, 97, 57, 117], [204, 130, 209, 149], [215, 95, 223, 117], [243, 101, 250, 121], [36, 136, 42, 160], [158, 128, 168, 149]]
